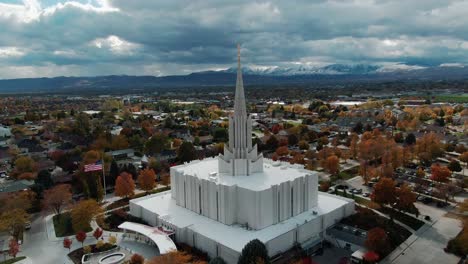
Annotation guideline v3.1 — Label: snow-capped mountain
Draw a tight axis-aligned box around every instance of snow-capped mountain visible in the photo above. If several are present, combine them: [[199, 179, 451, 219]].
[[221, 63, 428, 76]]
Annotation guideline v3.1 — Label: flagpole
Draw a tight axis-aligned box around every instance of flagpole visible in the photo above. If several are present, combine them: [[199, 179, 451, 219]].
[[102, 159, 106, 200]]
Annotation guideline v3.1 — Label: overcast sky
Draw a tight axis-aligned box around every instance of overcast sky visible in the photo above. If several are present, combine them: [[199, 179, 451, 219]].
[[1, 0, 468, 78]]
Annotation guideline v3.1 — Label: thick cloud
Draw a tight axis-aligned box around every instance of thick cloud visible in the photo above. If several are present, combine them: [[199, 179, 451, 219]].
[[1, 0, 468, 78]]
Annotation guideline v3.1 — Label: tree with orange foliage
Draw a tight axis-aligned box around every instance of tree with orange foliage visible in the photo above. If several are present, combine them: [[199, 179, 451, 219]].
[[146, 250, 192, 264], [371, 178, 396, 206], [396, 183, 416, 212], [275, 146, 289, 156], [130, 254, 145, 264], [365, 227, 390, 256], [8, 239, 19, 258], [138, 168, 157, 193], [115, 172, 135, 198], [430, 164, 451, 183], [324, 155, 340, 175], [12, 156, 37, 179], [42, 184, 73, 216], [111, 134, 129, 150]]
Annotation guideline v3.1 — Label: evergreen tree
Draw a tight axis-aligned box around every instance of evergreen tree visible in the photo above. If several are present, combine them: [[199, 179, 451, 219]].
[[109, 160, 119, 187], [127, 163, 138, 179], [177, 141, 197, 163], [405, 133, 416, 145], [35, 169, 53, 190], [238, 239, 270, 264]]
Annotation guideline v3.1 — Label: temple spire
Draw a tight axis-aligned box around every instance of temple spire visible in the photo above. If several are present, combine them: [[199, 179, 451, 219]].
[[234, 44, 247, 117], [218, 45, 263, 176]]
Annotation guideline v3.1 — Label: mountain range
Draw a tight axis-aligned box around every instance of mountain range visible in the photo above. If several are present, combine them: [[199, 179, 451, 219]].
[[0, 64, 467, 94]]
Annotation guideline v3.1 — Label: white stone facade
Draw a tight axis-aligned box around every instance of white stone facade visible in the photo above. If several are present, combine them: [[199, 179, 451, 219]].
[[171, 158, 318, 230]]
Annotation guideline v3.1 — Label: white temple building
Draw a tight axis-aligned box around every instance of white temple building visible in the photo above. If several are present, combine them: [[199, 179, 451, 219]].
[[129, 45, 355, 264]]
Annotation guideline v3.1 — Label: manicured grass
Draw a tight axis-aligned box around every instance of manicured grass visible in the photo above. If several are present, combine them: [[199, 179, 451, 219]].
[[0, 256, 26, 264], [53, 212, 91, 237], [428, 94, 468, 103]]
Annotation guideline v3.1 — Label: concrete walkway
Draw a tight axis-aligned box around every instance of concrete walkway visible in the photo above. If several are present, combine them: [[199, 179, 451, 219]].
[[381, 216, 462, 264]]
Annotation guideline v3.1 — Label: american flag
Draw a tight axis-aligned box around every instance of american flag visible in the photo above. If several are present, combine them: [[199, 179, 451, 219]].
[[84, 161, 103, 172]]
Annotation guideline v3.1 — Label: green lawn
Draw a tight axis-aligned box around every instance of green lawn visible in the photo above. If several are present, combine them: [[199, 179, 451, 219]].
[[0, 256, 26, 264], [53, 212, 91, 237], [427, 94, 468, 103]]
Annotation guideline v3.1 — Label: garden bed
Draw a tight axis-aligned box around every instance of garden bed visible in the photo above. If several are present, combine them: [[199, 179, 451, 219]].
[[377, 207, 425, 231], [340, 206, 412, 259], [68, 243, 117, 264]]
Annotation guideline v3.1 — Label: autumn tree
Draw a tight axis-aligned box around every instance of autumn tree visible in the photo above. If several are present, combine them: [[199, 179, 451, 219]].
[[395, 183, 417, 213], [371, 178, 396, 206], [365, 227, 390, 256], [145, 133, 169, 155], [416, 167, 425, 178], [76, 231, 87, 247], [93, 227, 103, 240], [146, 250, 192, 264], [111, 134, 129, 150], [275, 146, 289, 156], [13, 156, 37, 179], [324, 155, 340, 175], [298, 140, 309, 150], [8, 239, 19, 258], [130, 254, 145, 264], [63, 237, 72, 251], [42, 184, 73, 216], [0, 191, 34, 238], [71, 199, 103, 232], [430, 164, 451, 183], [138, 168, 157, 193], [115, 172, 135, 198]]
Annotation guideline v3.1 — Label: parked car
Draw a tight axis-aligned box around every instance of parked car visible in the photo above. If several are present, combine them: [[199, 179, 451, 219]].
[[363, 192, 370, 197], [354, 189, 363, 194], [335, 185, 349, 190], [423, 197, 433, 204]]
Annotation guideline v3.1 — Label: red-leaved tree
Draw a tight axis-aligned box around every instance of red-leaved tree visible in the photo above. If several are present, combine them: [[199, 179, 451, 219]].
[[8, 239, 19, 258], [76, 231, 87, 247], [93, 227, 103, 240], [63, 237, 72, 251], [430, 163, 451, 183]]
